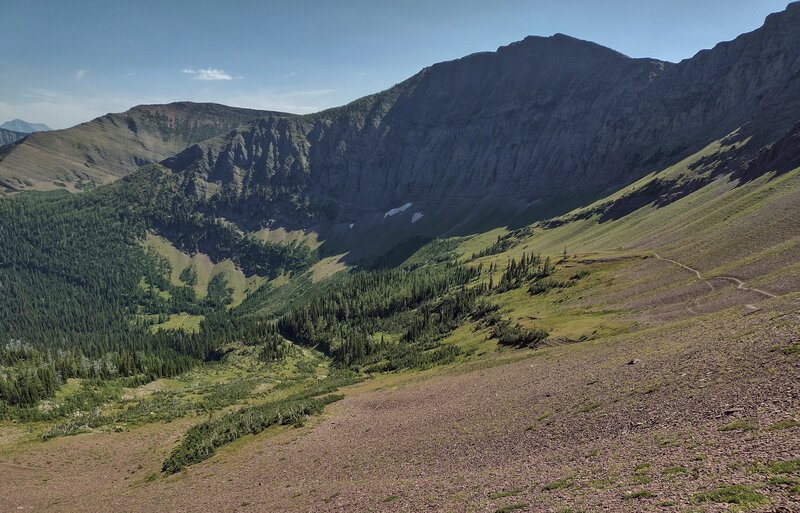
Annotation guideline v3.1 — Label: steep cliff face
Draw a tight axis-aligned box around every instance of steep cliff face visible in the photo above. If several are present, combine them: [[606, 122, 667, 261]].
[[307, 35, 668, 211], [0, 102, 291, 192], [0, 128, 27, 147], [166, 36, 670, 219], [164, 2, 800, 239]]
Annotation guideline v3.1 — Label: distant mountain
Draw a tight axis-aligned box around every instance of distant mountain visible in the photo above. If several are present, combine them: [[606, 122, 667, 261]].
[[0, 128, 27, 146], [0, 103, 291, 192], [0, 119, 51, 133], [161, 1, 800, 248]]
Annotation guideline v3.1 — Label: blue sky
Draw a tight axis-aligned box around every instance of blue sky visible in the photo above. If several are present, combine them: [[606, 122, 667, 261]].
[[0, 0, 790, 128]]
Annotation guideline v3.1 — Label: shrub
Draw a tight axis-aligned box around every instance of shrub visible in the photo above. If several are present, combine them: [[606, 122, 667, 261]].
[[570, 270, 591, 281], [491, 320, 548, 348], [528, 279, 572, 295], [471, 299, 500, 321], [42, 409, 109, 440], [163, 394, 342, 473]]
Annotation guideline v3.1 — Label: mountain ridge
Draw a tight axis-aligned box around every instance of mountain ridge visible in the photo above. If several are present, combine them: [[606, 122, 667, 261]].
[[0, 119, 51, 133], [0, 102, 293, 192]]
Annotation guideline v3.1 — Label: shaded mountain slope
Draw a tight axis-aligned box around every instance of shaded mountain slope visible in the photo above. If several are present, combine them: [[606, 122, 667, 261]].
[[162, 2, 800, 247], [0, 102, 291, 192]]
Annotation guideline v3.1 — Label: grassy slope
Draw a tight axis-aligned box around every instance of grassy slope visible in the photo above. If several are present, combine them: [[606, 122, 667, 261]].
[[463, 167, 800, 295], [144, 234, 265, 307], [0, 339, 329, 448]]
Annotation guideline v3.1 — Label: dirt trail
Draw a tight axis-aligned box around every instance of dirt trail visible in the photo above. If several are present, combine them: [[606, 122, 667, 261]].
[[715, 274, 778, 298], [653, 252, 776, 299]]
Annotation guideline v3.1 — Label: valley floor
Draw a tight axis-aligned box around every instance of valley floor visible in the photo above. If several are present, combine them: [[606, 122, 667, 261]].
[[1, 251, 798, 513]]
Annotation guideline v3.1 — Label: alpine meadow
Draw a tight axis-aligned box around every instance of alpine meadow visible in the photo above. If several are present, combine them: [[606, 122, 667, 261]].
[[1, 2, 799, 512]]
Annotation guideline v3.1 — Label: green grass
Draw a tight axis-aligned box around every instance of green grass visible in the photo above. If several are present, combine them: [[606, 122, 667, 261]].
[[762, 459, 800, 475], [161, 368, 360, 473], [542, 478, 572, 491], [782, 343, 800, 355], [631, 463, 653, 484], [718, 420, 758, 432], [488, 275, 631, 342], [144, 233, 265, 306], [766, 420, 800, 431], [622, 490, 654, 500], [150, 313, 204, 333], [662, 465, 688, 476], [494, 503, 528, 513], [576, 401, 601, 413], [489, 488, 524, 499], [767, 475, 800, 488], [694, 485, 769, 510], [52, 378, 83, 402], [453, 155, 800, 313]]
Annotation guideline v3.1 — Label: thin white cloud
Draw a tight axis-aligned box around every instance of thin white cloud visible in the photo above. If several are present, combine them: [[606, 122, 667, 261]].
[[75, 69, 89, 80], [22, 88, 72, 101], [223, 88, 337, 114], [182, 67, 234, 81]]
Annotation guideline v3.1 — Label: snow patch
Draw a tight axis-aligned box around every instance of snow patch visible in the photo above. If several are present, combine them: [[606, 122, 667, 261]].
[[348, 223, 354, 229], [411, 212, 424, 223], [383, 202, 413, 218]]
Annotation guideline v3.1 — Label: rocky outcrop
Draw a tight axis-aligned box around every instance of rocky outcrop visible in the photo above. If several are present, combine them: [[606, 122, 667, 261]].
[[0, 128, 27, 147]]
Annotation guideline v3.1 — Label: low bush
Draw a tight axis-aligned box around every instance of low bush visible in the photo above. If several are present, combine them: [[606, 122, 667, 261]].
[[491, 320, 548, 348], [163, 394, 342, 473], [528, 279, 573, 295]]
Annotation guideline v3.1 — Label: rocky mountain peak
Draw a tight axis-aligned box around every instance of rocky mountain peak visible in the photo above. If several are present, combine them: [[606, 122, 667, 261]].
[[0, 119, 51, 133]]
